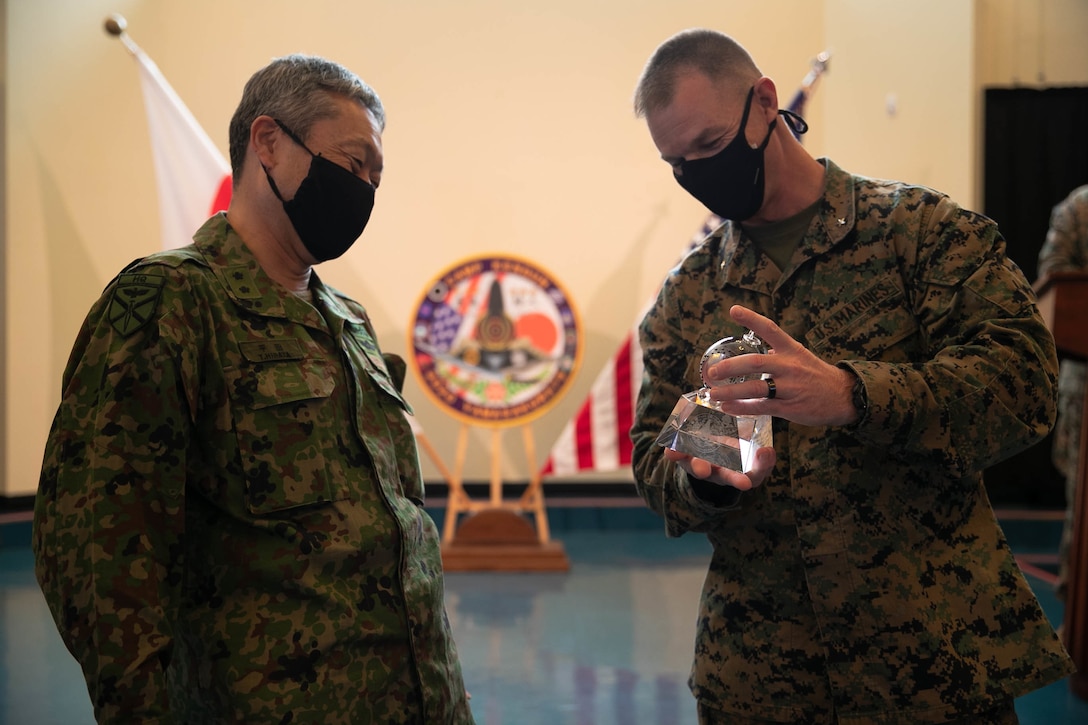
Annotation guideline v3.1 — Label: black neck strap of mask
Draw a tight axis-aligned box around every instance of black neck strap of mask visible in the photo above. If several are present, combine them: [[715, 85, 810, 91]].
[[778, 109, 809, 136]]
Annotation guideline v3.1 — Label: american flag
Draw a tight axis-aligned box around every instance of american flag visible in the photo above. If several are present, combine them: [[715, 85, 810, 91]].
[[426, 303, 465, 353], [539, 216, 720, 477]]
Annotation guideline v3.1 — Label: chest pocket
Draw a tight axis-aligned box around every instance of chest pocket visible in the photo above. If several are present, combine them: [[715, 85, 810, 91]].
[[229, 353, 344, 516], [804, 278, 920, 362]]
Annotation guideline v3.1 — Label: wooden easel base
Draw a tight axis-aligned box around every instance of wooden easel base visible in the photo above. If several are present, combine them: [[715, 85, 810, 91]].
[[441, 508, 570, 572], [441, 541, 571, 572]]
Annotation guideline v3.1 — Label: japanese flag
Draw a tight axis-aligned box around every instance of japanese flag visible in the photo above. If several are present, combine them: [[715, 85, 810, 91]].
[[132, 48, 232, 249]]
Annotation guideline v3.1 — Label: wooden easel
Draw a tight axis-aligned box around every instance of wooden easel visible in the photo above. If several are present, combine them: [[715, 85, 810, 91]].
[[439, 422, 570, 571]]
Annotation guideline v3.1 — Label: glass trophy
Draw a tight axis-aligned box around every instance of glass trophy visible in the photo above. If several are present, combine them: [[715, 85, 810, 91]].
[[654, 330, 773, 473]]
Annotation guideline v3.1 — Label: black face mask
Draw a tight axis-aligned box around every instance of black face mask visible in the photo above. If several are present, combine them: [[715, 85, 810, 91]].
[[674, 87, 805, 222], [263, 120, 375, 262]]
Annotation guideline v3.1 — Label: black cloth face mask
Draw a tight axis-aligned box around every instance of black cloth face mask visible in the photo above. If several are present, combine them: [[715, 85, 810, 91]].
[[263, 119, 375, 262], [674, 87, 806, 221]]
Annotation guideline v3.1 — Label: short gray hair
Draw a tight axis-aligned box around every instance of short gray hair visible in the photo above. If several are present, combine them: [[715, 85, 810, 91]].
[[228, 54, 385, 179], [633, 29, 761, 118]]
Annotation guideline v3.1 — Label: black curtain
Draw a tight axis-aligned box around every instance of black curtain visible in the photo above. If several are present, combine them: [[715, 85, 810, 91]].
[[983, 86, 1088, 281], [982, 86, 1088, 507]]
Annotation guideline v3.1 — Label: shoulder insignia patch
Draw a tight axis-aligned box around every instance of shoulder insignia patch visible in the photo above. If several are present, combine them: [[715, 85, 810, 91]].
[[108, 273, 166, 336]]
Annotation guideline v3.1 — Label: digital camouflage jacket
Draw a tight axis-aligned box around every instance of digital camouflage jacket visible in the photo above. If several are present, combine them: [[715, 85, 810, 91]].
[[1037, 184, 1088, 483], [631, 159, 1074, 724], [34, 214, 473, 724]]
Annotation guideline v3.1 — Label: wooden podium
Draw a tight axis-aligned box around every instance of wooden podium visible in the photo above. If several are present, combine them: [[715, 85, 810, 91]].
[[1035, 271, 1088, 698], [438, 423, 570, 572]]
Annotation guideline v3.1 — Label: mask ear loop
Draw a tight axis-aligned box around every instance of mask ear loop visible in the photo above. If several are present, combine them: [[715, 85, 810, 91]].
[[778, 109, 809, 136], [274, 119, 317, 155], [262, 120, 317, 203]]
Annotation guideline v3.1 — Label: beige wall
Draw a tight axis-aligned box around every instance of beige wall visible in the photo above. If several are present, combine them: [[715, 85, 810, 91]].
[[4, 0, 1087, 496], [977, 0, 1088, 87], [824, 1, 977, 206]]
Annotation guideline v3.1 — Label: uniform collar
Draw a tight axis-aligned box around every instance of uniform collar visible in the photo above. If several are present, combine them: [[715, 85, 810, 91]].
[[192, 213, 368, 331], [714, 158, 857, 292]]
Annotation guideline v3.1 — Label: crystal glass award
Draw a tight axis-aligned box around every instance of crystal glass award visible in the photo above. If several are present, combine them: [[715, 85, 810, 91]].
[[654, 330, 773, 473]]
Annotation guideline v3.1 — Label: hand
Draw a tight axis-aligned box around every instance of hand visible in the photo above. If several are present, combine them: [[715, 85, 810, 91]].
[[705, 305, 858, 427], [664, 445, 777, 491]]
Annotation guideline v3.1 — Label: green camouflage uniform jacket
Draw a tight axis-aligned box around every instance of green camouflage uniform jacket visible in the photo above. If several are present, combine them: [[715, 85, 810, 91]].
[[34, 214, 473, 724], [631, 159, 1074, 724]]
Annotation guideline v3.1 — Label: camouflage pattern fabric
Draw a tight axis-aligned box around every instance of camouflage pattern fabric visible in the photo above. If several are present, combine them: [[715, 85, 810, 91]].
[[1037, 183, 1088, 598], [631, 159, 1074, 723], [34, 213, 473, 724]]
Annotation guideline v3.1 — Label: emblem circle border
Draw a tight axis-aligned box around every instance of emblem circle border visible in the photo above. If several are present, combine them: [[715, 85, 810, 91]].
[[407, 253, 582, 428]]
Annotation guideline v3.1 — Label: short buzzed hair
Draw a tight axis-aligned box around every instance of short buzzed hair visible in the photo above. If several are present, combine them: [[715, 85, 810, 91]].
[[228, 54, 385, 181], [633, 29, 762, 118]]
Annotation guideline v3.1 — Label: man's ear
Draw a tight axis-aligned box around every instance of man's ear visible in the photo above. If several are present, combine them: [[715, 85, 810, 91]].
[[752, 77, 779, 120], [250, 115, 281, 169]]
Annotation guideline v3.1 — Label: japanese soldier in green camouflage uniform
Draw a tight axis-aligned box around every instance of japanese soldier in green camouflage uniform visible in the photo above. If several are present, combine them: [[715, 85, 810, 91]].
[[33, 54, 474, 723], [629, 29, 1073, 724]]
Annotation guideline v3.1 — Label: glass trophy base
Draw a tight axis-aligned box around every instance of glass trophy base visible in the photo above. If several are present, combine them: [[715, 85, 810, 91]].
[[655, 391, 772, 473]]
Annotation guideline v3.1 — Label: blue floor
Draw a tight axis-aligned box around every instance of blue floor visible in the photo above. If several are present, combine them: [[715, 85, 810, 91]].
[[1, 506, 1085, 724]]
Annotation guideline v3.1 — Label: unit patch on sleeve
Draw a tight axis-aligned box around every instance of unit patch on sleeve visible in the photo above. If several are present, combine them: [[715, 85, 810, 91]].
[[108, 273, 166, 336]]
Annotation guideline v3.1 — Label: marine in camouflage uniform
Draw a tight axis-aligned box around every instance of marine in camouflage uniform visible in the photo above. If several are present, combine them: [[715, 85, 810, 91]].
[[630, 30, 1073, 724], [1037, 184, 1088, 600], [34, 54, 473, 724]]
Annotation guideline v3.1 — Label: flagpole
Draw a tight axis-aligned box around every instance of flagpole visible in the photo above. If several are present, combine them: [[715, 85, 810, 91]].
[[785, 50, 832, 123], [104, 13, 140, 57]]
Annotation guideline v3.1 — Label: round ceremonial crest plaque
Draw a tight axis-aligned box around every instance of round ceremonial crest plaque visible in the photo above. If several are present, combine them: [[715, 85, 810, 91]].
[[409, 254, 582, 428]]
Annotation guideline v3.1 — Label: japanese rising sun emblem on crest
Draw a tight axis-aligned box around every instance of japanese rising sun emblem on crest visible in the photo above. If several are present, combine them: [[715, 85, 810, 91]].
[[409, 255, 582, 427]]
